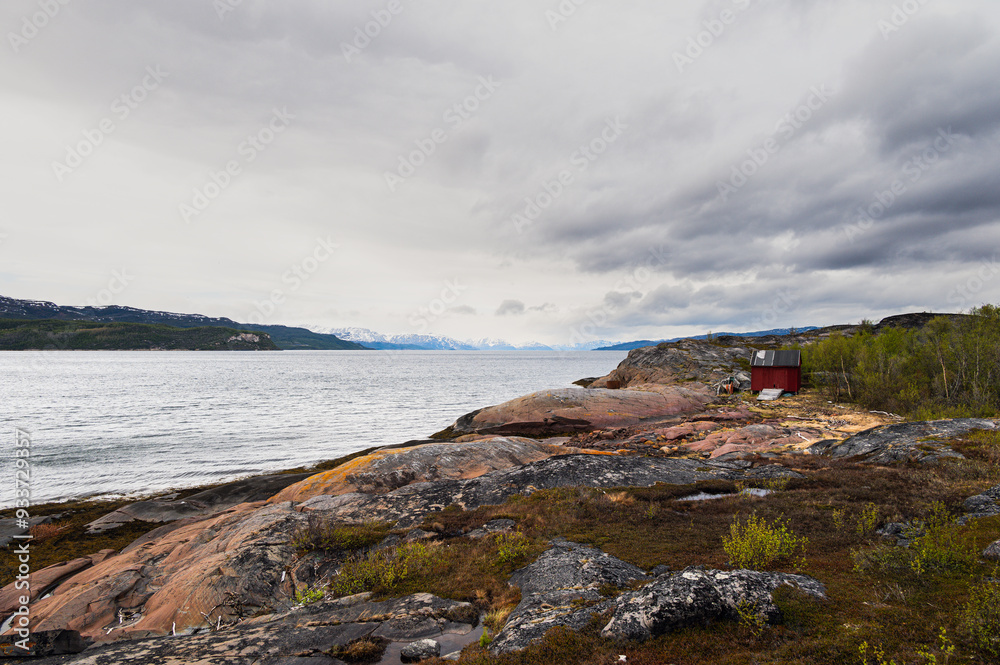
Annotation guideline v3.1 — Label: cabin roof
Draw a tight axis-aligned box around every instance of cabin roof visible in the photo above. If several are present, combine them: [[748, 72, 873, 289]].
[[750, 349, 801, 368]]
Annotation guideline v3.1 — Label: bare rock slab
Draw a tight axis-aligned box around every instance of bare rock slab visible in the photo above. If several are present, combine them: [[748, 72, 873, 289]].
[[271, 437, 580, 504], [443, 386, 714, 438], [807, 419, 998, 464]]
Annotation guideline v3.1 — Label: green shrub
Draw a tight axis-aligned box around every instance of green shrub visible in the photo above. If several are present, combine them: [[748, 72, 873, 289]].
[[723, 513, 807, 570], [858, 640, 899, 665], [294, 586, 325, 605], [855, 503, 881, 538], [852, 503, 977, 577], [735, 598, 766, 639], [331, 542, 437, 597], [909, 503, 978, 576], [963, 578, 1000, 657], [494, 532, 529, 566]]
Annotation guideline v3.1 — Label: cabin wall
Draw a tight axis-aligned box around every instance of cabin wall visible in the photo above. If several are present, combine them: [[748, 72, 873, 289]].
[[751, 367, 801, 392]]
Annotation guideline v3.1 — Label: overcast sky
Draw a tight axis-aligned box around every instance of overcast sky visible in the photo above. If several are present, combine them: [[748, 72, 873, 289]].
[[1, 1, 998, 345]]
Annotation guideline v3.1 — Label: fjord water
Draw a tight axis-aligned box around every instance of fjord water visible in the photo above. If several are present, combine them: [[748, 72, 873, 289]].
[[0, 350, 626, 507]]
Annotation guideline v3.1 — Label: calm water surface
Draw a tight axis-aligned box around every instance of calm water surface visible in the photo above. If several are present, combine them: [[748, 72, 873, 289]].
[[0, 350, 626, 507]]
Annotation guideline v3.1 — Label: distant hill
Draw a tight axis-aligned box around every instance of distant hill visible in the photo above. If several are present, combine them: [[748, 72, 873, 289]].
[[0, 319, 279, 351], [0, 296, 366, 351], [596, 327, 821, 351]]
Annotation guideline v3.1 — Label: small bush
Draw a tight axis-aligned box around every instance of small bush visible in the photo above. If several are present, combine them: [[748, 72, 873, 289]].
[[909, 503, 978, 576], [855, 503, 881, 538], [852, 503, 977, 577], [723, 513, 807, 570], [294, 586, 325, 605], [735, 599, 766, 639], [331, 542, 437, 597], [857, 640, 899, 665], [963, 578, 1000, 657], [494, 532, 529, 566], [28, 523, 65, 543]]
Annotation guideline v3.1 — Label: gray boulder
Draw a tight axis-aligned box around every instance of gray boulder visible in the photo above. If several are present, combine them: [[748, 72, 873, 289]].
[[490, 540, 648, 654], [400, 638, 441, 662], [601, 567, 827, 641], [983, 540, 1000, 561], [963, 483, 1000, 520]]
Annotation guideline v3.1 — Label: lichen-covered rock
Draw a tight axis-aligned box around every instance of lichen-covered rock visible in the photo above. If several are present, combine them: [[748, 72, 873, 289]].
[[400, 638, 441, 662], [271, 437, 583, 504], [807, 419, 998, 464], [983, 540, 1000, 561], [963, 484, 1000, 518], [600, 567, 827, 641], [441, 386, 713, 438], [490, 540, 647, 654], [510, 539, 649, 596]]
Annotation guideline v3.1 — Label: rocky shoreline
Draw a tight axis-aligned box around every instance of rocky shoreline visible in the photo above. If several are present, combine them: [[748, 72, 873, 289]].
[[3, 337, 1000, 663]]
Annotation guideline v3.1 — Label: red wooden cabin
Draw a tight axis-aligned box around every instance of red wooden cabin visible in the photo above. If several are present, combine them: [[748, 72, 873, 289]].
[[750, 349, 802, 393]]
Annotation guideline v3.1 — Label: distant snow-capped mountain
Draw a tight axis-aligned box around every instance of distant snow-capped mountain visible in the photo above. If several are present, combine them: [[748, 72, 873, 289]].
[[308, 327, 614, 351]]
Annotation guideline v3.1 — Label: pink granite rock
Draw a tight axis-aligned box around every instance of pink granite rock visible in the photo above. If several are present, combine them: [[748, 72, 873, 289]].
[[444, 386, 714, 438]]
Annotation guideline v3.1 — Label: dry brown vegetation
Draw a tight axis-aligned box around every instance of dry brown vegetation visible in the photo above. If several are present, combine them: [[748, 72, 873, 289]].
[[384, 432, 1000, 664]]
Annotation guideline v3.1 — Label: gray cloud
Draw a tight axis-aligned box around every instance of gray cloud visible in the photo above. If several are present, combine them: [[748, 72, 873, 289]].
[[495, 300, 526, 316]]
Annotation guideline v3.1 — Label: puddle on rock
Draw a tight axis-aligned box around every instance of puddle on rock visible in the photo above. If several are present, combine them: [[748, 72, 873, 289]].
[[376, 620, 484, 664]]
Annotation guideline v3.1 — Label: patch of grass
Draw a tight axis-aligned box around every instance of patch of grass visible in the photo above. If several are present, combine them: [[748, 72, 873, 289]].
[[331, 542, 439, 597], [485, 604, 517, 634], [950, 429, 1000, 469], [0, 498, 166, 588], [329, 636, 390, 664], [723, 513, 808, 570], [291, 517, 390, 553]]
